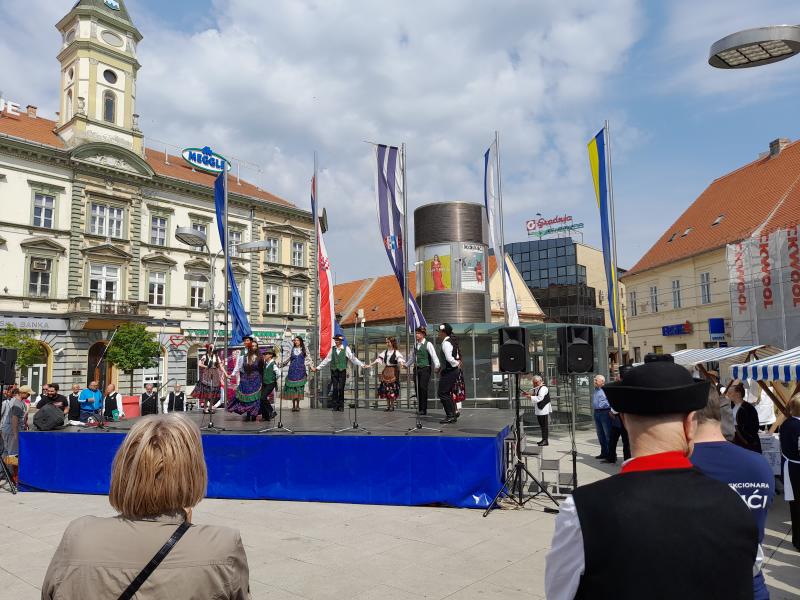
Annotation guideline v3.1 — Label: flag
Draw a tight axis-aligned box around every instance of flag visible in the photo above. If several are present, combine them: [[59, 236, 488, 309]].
[[333, 320, 347, 347], [484, 141, 519, 326], [375, 144, 427, 332], [587, 128, 624, 334], [214, 171, 252, 345], [312, 176, 335, 359]]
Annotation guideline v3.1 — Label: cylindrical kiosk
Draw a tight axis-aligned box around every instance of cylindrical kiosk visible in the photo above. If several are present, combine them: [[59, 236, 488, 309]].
[[414, 202, 490, 324]]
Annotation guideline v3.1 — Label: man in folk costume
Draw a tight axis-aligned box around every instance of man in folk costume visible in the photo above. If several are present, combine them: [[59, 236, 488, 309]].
[[139, 383, 159, 416], [314, 335, 365, 411], [546, 358, 758, 600], [405, 326, 440, 416], [260, 349, 278, 421], [436, 323, 462, 424], [165, 383, 186, 413]]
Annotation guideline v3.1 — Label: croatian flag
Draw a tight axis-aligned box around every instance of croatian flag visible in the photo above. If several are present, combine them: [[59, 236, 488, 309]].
[[312, 176, 335, 359], [484, 141, 520, 326], [375, 144, 427, 332]]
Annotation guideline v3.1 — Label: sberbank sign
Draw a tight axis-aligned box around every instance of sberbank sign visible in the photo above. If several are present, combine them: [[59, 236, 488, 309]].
[[181, 146, 230, 174]]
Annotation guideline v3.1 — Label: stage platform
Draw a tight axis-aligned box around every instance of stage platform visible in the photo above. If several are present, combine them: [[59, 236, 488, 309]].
[[19, 408, 512, 509]]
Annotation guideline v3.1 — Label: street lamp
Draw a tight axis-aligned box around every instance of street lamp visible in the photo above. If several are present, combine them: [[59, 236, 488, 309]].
[[709, 25, 800, 69]]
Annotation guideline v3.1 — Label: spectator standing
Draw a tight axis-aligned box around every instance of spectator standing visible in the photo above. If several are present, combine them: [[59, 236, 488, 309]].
[[140, 383, 159, 416], [523, 375, 551, 446], [729, 382, 762, 453], [591, 375, 611, 460], [67, 384, 81, 422], [545, 361, 758, 600], [691, 386, 774, 599], [780, 395, 800, 552], [1, 386, 30, 456], [102, 384, 124, 421], [166, 384, 186, 413], [36, 383, 68, 411], [42, 414, 250, 599], [78, 381, 102, 421], [605, 407, 631, 464]]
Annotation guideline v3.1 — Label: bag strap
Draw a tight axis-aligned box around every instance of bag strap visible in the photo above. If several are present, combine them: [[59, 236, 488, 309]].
[[118, 521, 191, 600]]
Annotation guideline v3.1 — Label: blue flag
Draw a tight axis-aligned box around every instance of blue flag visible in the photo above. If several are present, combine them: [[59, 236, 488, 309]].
[[214, 171, 252, 345]]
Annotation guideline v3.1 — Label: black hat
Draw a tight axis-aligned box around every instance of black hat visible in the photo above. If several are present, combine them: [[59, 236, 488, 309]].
[[243, 335, 255, 343], [438, 323, 453, 335], [333, 334, 344, 341], [603, 361, 709, 415], [415, 326, 427, 334]]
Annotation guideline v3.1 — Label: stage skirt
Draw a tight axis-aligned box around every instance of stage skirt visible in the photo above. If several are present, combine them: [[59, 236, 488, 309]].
[[283, 378, 306, 400], [191, 366, 222, 404], [228, 368, 262, 416], [451, 371, 466, 404], [378, 381, 400, 400]]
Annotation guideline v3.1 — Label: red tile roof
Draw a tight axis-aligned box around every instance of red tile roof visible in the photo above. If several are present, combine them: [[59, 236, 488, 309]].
[[0, 110, 294, 208], [625, 139, 800, 277]]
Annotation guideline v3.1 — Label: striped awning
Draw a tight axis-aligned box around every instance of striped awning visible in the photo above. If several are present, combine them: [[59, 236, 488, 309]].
[[671, 345, 773, 368], [731, 346, 800, 382]]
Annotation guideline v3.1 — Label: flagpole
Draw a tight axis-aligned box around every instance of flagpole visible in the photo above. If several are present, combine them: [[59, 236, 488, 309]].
[[605, 120, 624, 372], [223, 161, 230, 409], [494, 131, 509, 327], [312, 151, 320, 409], [401, 143, 412, 409]]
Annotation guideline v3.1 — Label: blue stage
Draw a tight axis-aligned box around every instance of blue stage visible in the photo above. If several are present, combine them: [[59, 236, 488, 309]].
[[19, 409, 511, 509]]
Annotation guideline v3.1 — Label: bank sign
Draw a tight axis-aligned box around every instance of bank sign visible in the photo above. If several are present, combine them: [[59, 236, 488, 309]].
[[182, 146, 230, 174], [526, 214, 585, 239]]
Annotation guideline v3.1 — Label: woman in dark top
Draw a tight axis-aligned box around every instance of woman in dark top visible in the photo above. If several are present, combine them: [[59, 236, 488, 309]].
[[727, 382, 761, 453]]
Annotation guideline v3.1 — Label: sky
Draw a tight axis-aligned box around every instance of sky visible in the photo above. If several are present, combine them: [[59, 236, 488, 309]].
[[2, 0, 800, 282]]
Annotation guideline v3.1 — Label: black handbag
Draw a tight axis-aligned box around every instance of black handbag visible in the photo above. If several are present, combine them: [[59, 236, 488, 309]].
[[117, 521, 191, 600]]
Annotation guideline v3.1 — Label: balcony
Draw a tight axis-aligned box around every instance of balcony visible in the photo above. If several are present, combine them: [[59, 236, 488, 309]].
[[68, 297, 151, 329]]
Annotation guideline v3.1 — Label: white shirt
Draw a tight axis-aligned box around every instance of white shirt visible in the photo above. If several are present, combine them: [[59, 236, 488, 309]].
[[441, 338, 459, 368], [408, 339, 441, 370], [532, 384, 551, 416], [545, 495, 584, 600], [316, 345, 365, 370], [374, 349, 405, 367], [102, 391, 125, 418]]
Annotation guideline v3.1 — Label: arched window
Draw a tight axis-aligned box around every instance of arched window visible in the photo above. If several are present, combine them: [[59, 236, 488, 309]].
[[103, 90, 116, 123], [65, 90, 73, 120]]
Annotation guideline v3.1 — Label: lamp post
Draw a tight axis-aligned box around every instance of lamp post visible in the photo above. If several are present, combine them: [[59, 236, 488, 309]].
[[708, 25, 800, 69]]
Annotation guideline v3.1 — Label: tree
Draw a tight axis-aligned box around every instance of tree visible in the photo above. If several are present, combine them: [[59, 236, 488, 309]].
[[0, 324, 46, 371], [105, 323, 161, 394]]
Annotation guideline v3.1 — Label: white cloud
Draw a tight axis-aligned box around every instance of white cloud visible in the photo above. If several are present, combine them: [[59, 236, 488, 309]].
[[1, 0, 644, 280]]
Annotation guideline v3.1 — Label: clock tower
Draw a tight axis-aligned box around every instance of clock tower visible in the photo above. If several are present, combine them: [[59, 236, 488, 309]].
[[54, 0, 144, 155]]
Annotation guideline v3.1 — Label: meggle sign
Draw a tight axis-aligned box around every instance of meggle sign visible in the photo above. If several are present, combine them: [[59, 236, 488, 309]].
[[182, 146, 230, 174]]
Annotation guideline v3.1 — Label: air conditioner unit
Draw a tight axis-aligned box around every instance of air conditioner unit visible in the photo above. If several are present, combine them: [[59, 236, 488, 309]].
[[31, 259, 49, 271]]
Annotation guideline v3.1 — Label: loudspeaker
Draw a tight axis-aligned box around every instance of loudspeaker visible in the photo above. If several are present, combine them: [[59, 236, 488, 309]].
[[0, 347, 18, 384], [557, 326, 594, 374], [498, 327, 528, 373]]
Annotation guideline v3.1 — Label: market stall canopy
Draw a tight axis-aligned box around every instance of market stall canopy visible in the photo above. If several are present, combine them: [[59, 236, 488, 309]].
[[731, 346, 800, 382], [671, 345, 781, 368]]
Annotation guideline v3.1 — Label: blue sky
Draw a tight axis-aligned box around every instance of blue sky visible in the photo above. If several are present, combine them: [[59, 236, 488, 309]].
[[2, 0, 800, 280]]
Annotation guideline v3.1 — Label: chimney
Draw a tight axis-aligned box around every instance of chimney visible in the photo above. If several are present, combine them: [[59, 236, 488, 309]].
[[26, 105, 37, 118], [769, 138, 790, 158]]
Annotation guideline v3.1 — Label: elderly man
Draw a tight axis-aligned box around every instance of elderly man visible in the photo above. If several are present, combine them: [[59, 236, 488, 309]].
[[523, 375, 551, 446], [545, 360, 758, 600], [591, 375, 611, 460], [78, 381, 102, 421]]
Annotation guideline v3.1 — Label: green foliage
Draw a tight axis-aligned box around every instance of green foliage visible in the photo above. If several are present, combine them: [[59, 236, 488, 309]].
[[105, 323, 161, 394], [0, 325, 46, 370]]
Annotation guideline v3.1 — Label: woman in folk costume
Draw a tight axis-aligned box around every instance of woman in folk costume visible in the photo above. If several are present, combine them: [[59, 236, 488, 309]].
[[191, 343, 228, 414], [369, 337, 405, 412], [282, 336, 313, 412], [228, 336, 264, 421]]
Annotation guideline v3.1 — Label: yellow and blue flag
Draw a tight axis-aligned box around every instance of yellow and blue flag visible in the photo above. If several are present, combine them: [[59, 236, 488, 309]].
[[588, 128, 625, 334]]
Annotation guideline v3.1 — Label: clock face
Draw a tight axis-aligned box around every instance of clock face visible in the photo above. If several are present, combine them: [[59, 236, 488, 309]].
[[104, 0, 121, 10]]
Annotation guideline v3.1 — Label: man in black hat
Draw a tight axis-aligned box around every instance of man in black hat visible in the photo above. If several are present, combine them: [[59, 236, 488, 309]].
[[545, 360, 758, 600], [314, 334, 365, 411]]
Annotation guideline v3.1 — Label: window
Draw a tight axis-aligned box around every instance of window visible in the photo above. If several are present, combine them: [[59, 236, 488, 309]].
[[191, 222, 207, 250], [700, 272, 711, 305], [103, 90, 116, 123], [263, 237, 279, 262], [33, 193, 55, 228], [291, 241, 304, 267], [90, 203, 123, 238], [649, 286, 658, 313], [291, 287, 305, 315], [681, 227, 692, 237], [65, 90, 73, 120], [598, 290, 604, 306], [672, 280, 681, 309], [633, 347, 641, 363], [28, 258, 52, 298], [264, 284, 279, 314], [189, 281, 205, 308], [653, 345, 664, 355], [148, 271, 166, 306], [712, 214, 725, 226], [667, 233, 677, 243], [629, 291, 638, 316], [186, 351, 198, 386], [150, 215, 167, 246], [674, 343, 687, 351], [89, 264, 119, 300], [103, 69, 118, 84], [229, 230, 242, 257]]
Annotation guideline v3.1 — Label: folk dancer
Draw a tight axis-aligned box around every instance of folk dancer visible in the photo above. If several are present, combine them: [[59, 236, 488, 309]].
[[260, 350, 279, 421], [314, 335, 365, 411], [436, 323, 462, 424], [140, 383, 158, 416], [404, 326, 440, 415], [228, 336, 264, 421], [191, 344, 228, 414], [545, 360, 759, 600], [368, 337, 404, 412], [165, 383, 186, 413], [282, 337, 313, 412]]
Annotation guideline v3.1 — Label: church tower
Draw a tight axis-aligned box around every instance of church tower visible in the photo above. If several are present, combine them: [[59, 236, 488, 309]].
[[54, 0, 144, 155]]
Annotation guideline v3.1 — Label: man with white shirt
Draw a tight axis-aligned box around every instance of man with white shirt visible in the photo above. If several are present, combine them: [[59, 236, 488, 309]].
[[523, 375, 550, 446], [405, 326, 441, 416], [315, 335, 365, 411], [436, 323, 461, 424], [165, 383, 186, 413]]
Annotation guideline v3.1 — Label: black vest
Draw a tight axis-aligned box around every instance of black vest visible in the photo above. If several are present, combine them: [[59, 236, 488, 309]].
[[168, 391, 185, 412], [573, 468, 757, 600], [68, 393, 81, 421], [140, 391, 158, 416], [103, 392, 120, 420]]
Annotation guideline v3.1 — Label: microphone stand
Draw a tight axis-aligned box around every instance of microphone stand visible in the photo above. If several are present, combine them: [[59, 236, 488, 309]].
[[88, 327, 121, 431], [259, 320, 293, 434]]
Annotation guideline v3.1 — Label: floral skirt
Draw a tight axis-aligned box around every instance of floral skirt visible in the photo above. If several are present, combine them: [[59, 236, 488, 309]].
[[283, 378, 306, 400], [191, 381, 221, 403], [451, 371, 466, 404], [228, 370, 262, 416], [378, 381, 400, 400]]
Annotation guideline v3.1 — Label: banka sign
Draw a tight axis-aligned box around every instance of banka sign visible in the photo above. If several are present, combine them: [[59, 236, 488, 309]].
[[182, 146, 230, 174]]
